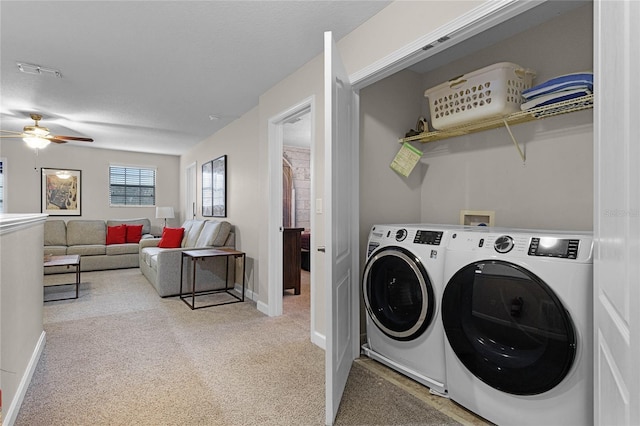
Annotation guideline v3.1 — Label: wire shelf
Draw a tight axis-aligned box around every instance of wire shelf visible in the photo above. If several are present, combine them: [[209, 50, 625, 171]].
[[400, 94, 594, 144]]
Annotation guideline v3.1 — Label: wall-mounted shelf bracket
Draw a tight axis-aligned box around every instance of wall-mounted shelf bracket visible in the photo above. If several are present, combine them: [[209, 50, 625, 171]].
[[502, 119, 525, 163]]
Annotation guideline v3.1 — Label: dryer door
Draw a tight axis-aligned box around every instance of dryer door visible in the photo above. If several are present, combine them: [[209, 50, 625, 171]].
[[442, 260, 576, 395], [363, 246, 435, 341]]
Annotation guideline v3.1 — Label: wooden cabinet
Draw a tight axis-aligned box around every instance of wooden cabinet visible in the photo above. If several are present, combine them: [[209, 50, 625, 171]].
[[283, 227, 303, 295]]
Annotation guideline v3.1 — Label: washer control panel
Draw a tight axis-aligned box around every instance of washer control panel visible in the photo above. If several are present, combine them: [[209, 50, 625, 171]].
[[413, 230, 443, 245]]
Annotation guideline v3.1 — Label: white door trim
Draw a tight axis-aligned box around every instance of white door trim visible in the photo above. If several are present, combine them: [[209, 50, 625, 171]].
[[266, 96, 315, 320], [184, 161, 197, 223]]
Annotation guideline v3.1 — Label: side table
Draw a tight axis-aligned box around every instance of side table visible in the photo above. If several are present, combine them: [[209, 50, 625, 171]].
[[43, 254, 81, 302], [180, 248, 246, 310]]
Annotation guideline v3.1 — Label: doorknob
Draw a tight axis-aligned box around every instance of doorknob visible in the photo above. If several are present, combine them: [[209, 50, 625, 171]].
[[318, 246, 326, 253]]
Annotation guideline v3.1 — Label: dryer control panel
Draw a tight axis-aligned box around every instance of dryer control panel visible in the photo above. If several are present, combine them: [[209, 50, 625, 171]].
[[528, 237, 580, 259], [450, 230, 592, 262]]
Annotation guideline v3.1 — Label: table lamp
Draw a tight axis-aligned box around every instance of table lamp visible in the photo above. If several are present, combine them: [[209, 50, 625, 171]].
[[156, 206, 174, 228]]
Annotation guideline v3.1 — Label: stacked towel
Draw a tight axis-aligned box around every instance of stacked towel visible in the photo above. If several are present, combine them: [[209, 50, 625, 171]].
[[521, 72, 593, 110]]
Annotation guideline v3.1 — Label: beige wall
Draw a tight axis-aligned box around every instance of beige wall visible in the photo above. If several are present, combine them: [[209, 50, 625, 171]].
[[0, 141, 180, 234], [256, 55, 325, 332], [359, 3, 593, 232], [359, 69, 424, 259], [178, 0, 515, 342], [180, 107, 260, 297], [338, 1, 486, 76], [417, 3, 593, 230], [0, 214, 46, 424]]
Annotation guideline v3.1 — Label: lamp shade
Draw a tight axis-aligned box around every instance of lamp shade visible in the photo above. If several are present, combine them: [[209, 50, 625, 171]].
[[155, 206, 174, 219]]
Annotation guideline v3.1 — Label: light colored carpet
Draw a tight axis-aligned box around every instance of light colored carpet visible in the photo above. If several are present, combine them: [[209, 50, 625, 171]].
[[16, 269, 464, 425]]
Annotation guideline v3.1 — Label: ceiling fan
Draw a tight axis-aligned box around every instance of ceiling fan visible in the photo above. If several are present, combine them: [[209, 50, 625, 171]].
[[0, 113, 93, 149]]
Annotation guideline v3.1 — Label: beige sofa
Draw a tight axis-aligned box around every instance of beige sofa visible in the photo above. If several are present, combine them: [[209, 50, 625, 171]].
[[139, 219, 235, 297], [44, 218, 153, 274]]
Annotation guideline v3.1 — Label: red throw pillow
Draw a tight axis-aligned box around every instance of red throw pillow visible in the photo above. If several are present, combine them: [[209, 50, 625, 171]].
[[158, 227, 184, 248], [125, 224, 144, 243], [106, 225, 126, 245]]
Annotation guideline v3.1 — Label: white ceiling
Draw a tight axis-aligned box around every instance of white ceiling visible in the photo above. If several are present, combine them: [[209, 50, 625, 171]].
[[0, 1, 390, 156]]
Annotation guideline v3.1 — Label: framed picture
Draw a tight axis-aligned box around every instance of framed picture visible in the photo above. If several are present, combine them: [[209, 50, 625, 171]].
[[202, 161, 213, 216], [202, 155, 227, 217], [41, 168, 82, 216]]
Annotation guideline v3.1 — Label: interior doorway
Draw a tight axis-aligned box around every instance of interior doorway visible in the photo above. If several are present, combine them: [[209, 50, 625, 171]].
[[282, 108, 312, 317], [267, 97, 315, 336]]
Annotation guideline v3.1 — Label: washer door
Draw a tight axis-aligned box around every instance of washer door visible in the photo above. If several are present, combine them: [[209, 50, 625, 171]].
[[442, 260, 576, 395], [363, 246, 435, 341]]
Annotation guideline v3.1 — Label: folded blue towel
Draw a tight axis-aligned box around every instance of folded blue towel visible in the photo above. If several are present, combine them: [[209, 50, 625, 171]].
[[522, 72, 593, 100], [521, 88, 591, 110]]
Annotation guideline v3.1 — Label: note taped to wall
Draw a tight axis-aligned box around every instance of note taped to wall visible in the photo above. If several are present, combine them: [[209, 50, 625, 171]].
[[390, 143, 423, 177]]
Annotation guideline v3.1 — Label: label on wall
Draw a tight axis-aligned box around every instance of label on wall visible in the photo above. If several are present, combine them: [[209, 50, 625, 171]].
[[390, 142, 423, 177]]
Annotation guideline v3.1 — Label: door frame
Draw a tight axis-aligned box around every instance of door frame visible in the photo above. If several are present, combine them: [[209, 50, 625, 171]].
[[184, 161, 197, 222], [323, 1, 588, 423], [266, 96, 316, 324]]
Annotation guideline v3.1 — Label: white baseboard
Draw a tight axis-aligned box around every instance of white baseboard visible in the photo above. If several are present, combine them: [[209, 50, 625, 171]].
[[256, 300, 269, 315], [312, 330, 326, 350], [235, 283, 257, 302], [3, 331, 46, 426]]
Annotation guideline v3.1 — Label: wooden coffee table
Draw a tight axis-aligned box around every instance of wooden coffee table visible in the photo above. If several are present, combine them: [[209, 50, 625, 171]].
[[44, 254, 81, 302]]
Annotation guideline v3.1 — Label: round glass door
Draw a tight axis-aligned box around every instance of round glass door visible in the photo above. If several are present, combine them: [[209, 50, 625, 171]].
[[363, 246, 434, 341], [442, 260, 576, 395]]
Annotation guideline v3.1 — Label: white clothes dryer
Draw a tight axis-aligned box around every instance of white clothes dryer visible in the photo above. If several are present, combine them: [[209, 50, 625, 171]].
[[441, 228, 593, 425], [362, 224, 464, 396]]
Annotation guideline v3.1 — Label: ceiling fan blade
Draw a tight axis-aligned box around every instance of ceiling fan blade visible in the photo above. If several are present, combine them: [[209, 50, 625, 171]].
[[0, 129, 24, 135], [48, 135, 94, 142], [0, 135, 26, 138]]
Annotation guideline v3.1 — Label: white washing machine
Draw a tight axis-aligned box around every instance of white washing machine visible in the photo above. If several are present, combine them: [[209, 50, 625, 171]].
[[441, 228, 593, 425], [362, 224, 464, 396]]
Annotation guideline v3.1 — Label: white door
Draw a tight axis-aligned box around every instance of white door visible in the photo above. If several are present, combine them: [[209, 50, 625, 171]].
[[593, 0, 640, 424], [324, 31, 360, 425], [185, 162, 197, 220]]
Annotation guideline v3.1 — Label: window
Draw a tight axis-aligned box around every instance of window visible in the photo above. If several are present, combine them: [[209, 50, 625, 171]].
[[109, 165, 156, 206]]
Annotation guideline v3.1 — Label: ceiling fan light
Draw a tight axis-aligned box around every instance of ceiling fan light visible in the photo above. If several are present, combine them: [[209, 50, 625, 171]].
[[32, 126, 49, 136], [23, 136, 51, 149], [23, 125, 50, 137]]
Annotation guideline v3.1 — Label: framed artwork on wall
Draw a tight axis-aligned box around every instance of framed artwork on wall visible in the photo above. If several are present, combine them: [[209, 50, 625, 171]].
[[202, 155, 227, 217], [41, 168, 82, 216]]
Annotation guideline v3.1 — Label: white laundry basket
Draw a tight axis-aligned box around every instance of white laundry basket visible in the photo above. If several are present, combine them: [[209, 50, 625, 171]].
[[424, 62, 535, 130]]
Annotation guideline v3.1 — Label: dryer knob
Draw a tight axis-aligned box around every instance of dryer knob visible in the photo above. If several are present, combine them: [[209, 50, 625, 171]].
[[395, 229, 408, 242], [494, 235, 514, 253]]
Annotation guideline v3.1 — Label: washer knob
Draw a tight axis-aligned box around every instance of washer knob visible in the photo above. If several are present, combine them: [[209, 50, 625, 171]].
[[494, 235, 514, 253], [395, 229, 408, 242]]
